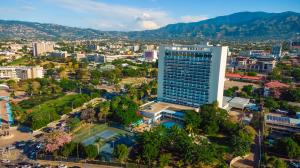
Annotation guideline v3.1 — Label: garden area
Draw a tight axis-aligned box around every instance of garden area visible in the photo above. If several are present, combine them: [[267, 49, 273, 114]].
[[12, 93, 91, 130]]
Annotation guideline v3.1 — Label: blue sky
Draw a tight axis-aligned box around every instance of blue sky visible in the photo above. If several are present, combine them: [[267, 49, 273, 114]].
[[1, 0, 300, 31]]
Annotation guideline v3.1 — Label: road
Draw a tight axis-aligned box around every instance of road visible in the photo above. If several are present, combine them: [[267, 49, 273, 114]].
[[36, 160, 121, 168]]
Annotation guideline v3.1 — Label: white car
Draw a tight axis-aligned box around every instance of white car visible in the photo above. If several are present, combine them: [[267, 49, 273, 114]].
[[1, 159, 10, 163], [58, 164, 67, 168]]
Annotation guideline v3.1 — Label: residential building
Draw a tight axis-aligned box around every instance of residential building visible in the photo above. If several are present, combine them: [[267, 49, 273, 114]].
[[157, 44, 228, 108], [291, 41, 300, 55], [133, 45, 140, 52], [87, 44, 100, 51], [144, 50, 158, 62], [86, 54, 105, 63], [72, 53, 86, 61], [49, 51, 69, 58], [265, 114, 300, 134], [0, 66, 44, 80], [271, 45, 282, 58], [32, 42, 54, 56], [225, 73, 264, 83], [264, 81, 289, 97], [234, 56, 276, 73]]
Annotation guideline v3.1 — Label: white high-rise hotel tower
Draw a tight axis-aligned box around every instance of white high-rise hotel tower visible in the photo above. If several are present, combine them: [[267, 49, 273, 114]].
[[157, 44, 228, 108]]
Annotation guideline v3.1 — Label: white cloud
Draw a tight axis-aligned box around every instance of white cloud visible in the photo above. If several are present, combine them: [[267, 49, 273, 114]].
[[49, 0, 174, 31], [41, 0, 209, 31], [20, 5, 36, 11], [180, 15, 208, 23]]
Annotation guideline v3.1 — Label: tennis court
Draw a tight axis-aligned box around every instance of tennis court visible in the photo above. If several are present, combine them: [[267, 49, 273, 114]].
[[82, 130, 118, 145]]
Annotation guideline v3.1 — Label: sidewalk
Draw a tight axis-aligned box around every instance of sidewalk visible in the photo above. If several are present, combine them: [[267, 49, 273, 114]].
[[37, 160, 121, 168]]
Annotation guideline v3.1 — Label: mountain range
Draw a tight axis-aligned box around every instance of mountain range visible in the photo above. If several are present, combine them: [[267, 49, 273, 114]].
[[0, 11, 299, 40]]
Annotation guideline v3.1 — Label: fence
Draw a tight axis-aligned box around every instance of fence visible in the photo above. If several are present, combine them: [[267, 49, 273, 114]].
[[37, 155, 150, 168]]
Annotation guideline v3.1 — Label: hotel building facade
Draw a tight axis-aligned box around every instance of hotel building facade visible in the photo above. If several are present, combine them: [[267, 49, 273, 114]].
[[157, 44, 228, 108]]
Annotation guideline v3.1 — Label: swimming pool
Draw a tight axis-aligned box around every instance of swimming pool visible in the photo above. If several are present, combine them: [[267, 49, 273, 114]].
[[161, 121, 183, 128], [6, 102, 13, 125]]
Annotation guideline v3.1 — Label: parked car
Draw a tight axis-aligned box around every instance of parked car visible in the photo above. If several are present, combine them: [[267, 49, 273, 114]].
[[1, 159, 10, 163], [15, 141, 26, 149], [57, 164, 67, 168], [42, 127, 54, 133]]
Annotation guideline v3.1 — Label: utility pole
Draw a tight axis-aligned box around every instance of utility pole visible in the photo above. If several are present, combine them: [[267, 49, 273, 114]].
[[77, 143, 79, 160]]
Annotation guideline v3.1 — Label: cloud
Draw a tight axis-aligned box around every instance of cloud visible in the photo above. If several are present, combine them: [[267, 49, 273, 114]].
[[180, 15, 208, 23], [20, 5, 36, 11], [2, 0, 208, 31], [49, 0, 174, 31]]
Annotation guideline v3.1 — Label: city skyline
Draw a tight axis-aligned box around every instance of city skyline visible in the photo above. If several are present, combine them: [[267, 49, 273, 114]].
[[1, 0, 300, 31]]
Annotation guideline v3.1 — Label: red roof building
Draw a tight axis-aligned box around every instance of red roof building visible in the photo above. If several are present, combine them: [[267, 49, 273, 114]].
[[264, 81, 289, 89], [225, 73, 263, 82]]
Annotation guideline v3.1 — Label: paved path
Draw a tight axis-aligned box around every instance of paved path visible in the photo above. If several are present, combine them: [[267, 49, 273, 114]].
[[0, 127, 33, 148], [37, 160, 121, 168]]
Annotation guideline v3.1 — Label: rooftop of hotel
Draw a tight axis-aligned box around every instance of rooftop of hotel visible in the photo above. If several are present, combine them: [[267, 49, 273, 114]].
[[142, 102, 195, 114]]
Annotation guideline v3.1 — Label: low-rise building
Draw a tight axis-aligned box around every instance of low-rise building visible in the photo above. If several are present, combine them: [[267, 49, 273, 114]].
[[234, 56, 276, 73], [86, 44, 100, 51], [143, 50, 158, 62], [0, 66, 44, 80], [72, 53, 86, 61], [49, 51, 69, 58], [140, 102, 195, 124], [225, 73, 264, 83], [265, 113, 300, 134], [264, 81, 289, 97], [86, 54, 105, 63]]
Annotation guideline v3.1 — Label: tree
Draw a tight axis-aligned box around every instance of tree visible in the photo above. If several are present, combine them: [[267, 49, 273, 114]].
[[113, 144, 129, 163], [291, 68, 300, 82], [247, 72, 257, 76], [143, 143, 159, 165], [184, 110, 201, 133], [264, 97, 280, 110], [97, 101, 110, 123], [199, 102, 227, 135], [45, 131, 72, 153], [265, 156, 287, 168], [84, 145, 98, 159], [275, 137, 300, 159], [61, 142, 76, 157], [231, 130, 252, 156], [6, 80, 18, 91], [242, 85, 254, 96], [113, 96, 141, 126], [243, 125, 256, 141], [159, 153, 172, 168], [80, 108, 97, 123]]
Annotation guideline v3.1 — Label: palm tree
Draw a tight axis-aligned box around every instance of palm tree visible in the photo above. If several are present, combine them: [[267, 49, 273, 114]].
[[186, 124, 193, 136]]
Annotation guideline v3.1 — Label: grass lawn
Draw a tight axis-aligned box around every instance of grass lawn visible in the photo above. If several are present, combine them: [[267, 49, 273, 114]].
[[120, 77, 150, 86], [208, 134, 231, 153], [7, 57, 30, 66], [72, 123, 108, 143]]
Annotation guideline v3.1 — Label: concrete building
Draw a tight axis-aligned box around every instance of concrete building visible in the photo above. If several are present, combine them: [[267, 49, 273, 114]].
[[234, 56, 276, 73], [32, 42, 54, 56], [86, 54, 105, 63], [271, 45, 282, 58], [72, 53, 86, 61], [264, 81, 289, 97], [265, 114, 300, 133], [157, 44, 228, 108], [49, 51, 69, 58], [144, 50, 158, 62], [133, 45, 140, 52], [87, 44, 100, 51], [0, 66, 44, 80]]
